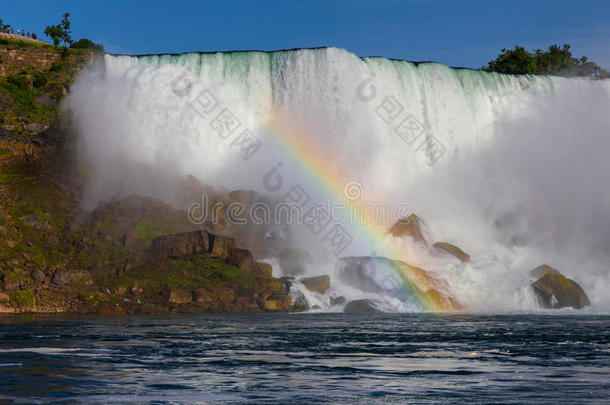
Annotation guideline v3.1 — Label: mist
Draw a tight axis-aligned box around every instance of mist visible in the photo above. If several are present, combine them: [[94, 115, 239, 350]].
[[66, 48, 610, 312]]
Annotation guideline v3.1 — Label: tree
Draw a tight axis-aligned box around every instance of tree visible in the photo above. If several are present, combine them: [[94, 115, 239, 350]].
[[71, 38, 104, 53], [0, 17, 11, 32], [44, 12, 72, 47], [60, 12, 72, 46], [44, 24, 63, 46], [484, 45, 537, 75], [485, 43, 609, 79]]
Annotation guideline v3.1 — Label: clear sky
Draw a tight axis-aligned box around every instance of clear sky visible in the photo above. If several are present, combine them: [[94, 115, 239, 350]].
[[2, 0, 610, 69]]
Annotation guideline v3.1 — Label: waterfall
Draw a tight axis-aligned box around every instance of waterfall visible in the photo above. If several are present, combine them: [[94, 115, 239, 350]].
[[66, 47, 610, 312]]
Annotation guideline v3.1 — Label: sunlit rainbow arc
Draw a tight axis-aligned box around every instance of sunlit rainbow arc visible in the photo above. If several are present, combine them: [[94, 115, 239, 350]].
[[261, 112, 455, 312]]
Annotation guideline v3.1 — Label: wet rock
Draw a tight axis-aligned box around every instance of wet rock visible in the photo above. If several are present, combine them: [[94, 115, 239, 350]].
[[263, 294, 291, 311], [387, 214, 427, 243], [337, 256, 463, 311], [344, 299, 381, 314], [166, 288, 193, 304], [227, 248, 254, 270], [529, 264, 560, 279], [209, 234, 234, 259], [531, 271, 590, 309], [51, 270, 93, 286], [279, 248, 312, 276], [433, 242, 470, 262], [193, 286, 236, 306], [280, 276, 294, 295], [299, 275, 330, 294], [330, 296, 346, 306], [253, 262, 273, 278], [290, 288, 308, 311], [150, 230, 209, 259]]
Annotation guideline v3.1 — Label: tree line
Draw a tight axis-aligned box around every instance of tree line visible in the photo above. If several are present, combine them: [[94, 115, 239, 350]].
[[0, 13, 104, 52], [484, 44, 608, 78]]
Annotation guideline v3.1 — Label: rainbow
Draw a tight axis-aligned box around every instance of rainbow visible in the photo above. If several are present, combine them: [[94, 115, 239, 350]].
[[261, 111, 462, 312]]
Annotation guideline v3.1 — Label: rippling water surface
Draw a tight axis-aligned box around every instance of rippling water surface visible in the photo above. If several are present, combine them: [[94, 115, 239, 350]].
[[0, 314, 608, 404]]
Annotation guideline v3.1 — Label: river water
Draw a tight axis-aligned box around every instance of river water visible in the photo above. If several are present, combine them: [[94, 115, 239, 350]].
[[0, 313, 608, 404]]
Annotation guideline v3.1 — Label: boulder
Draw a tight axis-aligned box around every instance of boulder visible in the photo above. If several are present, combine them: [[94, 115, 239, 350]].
[[227, 248, 254, 270], [337, 256, 462, 311], [280, 276, 294, 295], [279, 248, 312, 276], [433, 242, 470, 262], [51, 270, 93, 286], [30, 270, 47, 284], [531, 272, 590, 309], [193, 286, 236, 305], [529, 264, 560, 279], [387, 214, 427, 243], [290, 289, 308, 310], [150, 230, 209, 259], [299, 275, 331, 294], [253, 262, 273, 278], [209, 234, 234, 259], [263, 294, 291, 311], [344, 299, 381, 314], [330, 296, 346, 306], [167, 288, 193, 304]]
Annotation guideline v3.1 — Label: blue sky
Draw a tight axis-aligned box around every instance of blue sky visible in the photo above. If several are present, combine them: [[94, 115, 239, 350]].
[[2, 0, 610, 68]]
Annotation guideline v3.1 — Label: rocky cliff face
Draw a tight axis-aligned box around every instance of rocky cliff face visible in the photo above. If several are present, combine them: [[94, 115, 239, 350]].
[[0, 40, 291, 314]]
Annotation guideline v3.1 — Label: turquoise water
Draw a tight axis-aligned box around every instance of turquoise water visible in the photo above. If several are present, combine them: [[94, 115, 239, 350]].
[[0, 314, 608, 404]]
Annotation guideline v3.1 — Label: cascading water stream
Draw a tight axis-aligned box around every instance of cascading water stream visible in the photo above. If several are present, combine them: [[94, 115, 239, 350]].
[[66, 47, 610, 313]]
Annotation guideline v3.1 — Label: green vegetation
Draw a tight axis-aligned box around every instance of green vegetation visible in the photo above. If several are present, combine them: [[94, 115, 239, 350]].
[[0, 36, 55, 50], [44, 12, 72, 47], [71, 38, 104, 53], [0, 68, 59, 127], [136, 218, 173, 241], [485, 44, 609, 78], [8, 290, 35, 307], [99, 253, 261, 297]]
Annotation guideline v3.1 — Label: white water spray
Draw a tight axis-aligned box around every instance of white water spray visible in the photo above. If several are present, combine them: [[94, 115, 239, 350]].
[[66, 47, 610, 312]]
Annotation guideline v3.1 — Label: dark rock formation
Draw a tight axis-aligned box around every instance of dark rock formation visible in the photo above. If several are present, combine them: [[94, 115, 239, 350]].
[[531, 267, 590, 309], [529, 264, 560, 279], [344, 299, 381, 314], [337, 256, 462, 311], [51, 270, 93, 287], [228, 248, 254, 271], [150, 230, 209, 259], [299, 275, 331, 294], [387, 214, 427, 243], [166, 288, 193, 304]]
